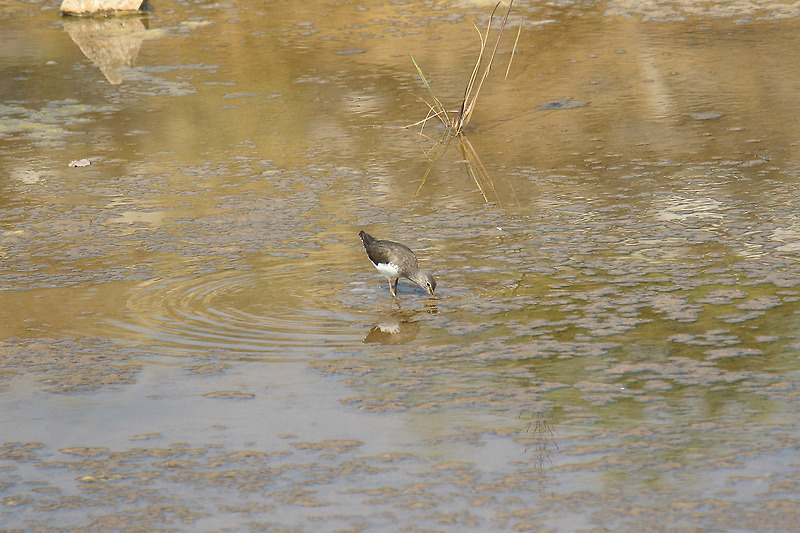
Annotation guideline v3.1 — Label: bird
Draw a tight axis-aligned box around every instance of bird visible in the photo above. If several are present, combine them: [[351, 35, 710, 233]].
[[359, 231, 436, 297]]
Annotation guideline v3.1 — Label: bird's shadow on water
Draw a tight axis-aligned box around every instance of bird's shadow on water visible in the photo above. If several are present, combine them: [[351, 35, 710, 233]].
[[362, 298, 438, 345]]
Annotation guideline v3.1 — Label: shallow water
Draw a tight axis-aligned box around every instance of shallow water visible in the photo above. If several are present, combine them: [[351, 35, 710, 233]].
[[3, 1, 800, 531]]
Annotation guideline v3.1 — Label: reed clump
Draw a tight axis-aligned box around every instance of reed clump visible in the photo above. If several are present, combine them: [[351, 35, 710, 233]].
[[404, 1, 521, 203]]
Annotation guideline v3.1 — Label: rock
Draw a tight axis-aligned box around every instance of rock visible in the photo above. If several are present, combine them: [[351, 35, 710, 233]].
[[60, 0, 148, 16]]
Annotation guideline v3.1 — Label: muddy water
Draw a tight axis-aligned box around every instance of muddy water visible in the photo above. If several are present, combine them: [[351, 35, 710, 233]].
[[3, 1, 800, 531]]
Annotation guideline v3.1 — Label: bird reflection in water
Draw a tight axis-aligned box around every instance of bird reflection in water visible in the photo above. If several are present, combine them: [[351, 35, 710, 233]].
[[363, 302, 437, 345]]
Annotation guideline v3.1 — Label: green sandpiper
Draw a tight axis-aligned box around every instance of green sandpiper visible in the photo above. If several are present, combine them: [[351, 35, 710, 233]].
[[359, 231, 436, 297]]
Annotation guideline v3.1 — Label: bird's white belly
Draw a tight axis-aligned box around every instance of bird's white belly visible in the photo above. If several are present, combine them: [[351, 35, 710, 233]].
[[374, 261, 401, 280]]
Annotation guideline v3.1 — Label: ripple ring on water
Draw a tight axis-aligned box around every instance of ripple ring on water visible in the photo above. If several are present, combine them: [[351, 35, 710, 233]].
[[111, 266, 360, 357]]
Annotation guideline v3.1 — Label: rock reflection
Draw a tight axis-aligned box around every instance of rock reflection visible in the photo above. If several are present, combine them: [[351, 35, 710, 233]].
[[62, 16, 147, 84]]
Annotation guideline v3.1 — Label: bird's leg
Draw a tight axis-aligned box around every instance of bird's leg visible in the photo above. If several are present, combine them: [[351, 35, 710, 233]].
[[393, 278, 399, 296], [388, 279, 397, 297]]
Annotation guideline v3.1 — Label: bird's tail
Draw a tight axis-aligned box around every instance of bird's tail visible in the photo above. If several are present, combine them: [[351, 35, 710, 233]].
[[359, 231, 376, 246]]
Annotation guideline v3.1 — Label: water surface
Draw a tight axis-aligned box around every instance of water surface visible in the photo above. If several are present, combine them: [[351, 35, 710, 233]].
[[2, 1, 800, 531]]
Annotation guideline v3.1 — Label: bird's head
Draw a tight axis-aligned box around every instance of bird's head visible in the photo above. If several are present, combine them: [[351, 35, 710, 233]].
[[418, 271, 436, 296]]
